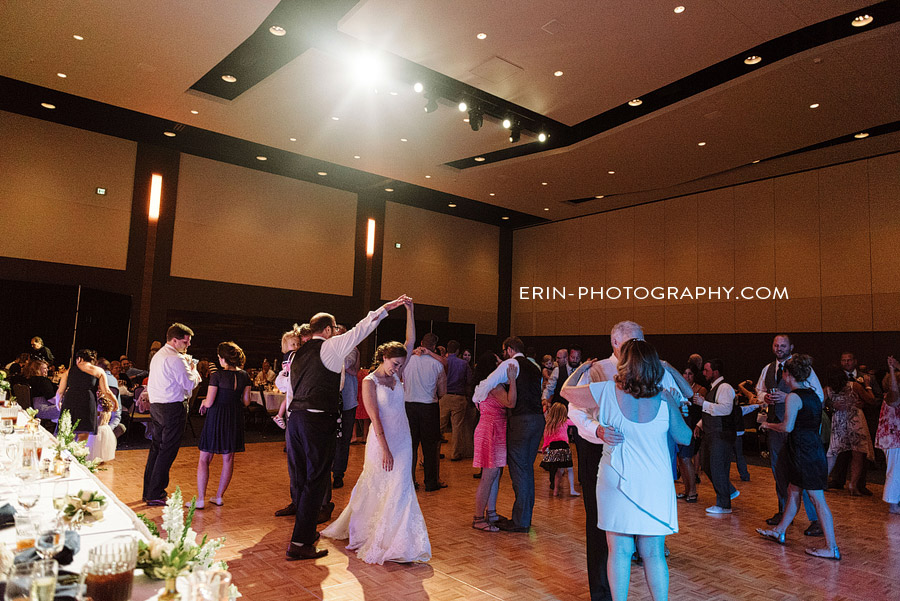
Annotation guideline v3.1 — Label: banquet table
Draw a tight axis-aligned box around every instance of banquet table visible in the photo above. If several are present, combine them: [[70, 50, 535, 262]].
[[250, 390, 285, 412], [0, 413, 164, 599]]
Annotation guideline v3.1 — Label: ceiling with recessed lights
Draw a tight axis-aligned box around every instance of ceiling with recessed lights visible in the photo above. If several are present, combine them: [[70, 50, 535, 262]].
[[0, 0, 898, 223]]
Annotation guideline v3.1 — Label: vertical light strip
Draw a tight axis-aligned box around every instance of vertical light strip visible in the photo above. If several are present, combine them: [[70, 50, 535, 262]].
[[148, 173, 163, 220], [366, 218, 376, 257]]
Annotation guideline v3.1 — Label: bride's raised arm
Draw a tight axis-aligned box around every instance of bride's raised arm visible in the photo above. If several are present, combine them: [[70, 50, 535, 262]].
[[403, 298, 415, 357]]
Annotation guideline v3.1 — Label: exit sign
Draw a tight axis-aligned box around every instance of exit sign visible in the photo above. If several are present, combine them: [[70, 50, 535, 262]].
[[96, 187, 107, 195]]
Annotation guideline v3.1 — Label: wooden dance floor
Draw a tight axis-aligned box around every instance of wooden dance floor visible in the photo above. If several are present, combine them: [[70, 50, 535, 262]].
[[98, 442, 899, 600]]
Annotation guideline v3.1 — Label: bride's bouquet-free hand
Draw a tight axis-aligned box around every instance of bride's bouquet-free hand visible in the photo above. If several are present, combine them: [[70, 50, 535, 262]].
[[136, 487, 240, 598]]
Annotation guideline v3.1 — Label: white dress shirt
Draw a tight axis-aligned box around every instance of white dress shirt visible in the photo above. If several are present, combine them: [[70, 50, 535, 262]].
[[702, 376, 735, 416], [403, 354, 445, 404], [472, 353, 523, 404], [318, 308, 388, 373], [542, 363, 574, 401], [755, 362, 824, 404], [147, 343, 201, 404]]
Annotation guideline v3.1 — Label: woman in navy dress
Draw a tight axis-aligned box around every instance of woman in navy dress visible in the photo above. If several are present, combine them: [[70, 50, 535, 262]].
[[195, 341, 251, 508], [56, 349, 118, 440], [757, 353, 840, 560]]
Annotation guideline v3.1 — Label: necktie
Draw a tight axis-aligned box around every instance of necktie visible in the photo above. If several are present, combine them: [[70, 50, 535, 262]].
[[775, 363, 783, 384]]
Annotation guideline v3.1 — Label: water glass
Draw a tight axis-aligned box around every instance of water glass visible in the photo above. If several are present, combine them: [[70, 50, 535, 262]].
[[30, 559, 59, 601], [0, 405, 17, 434], [14, 513, 38, 552], [17, 481, 40, 510], [36, 516, 65, 559], [53, 481, 69, 511], [3, 562, 34, 601], [82, 535, 138, 601]]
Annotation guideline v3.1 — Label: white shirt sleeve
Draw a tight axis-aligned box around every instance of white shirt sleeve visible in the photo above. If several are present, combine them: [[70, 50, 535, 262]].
[[542, 366, 560, 401], [473, 358, 519, 403], [703, 383, 735, 416], [755, 365, 770, 404], [320, 308, 388, 373], [568, 380, 607, 444]]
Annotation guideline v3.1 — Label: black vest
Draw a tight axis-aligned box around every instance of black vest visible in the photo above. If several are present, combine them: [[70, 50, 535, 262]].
[[763, 360, 791, 422], [510, 356, 543, 416], [289, 339, 342, 414], [551, 363, 573, 406], [704, 380, 739, 438]]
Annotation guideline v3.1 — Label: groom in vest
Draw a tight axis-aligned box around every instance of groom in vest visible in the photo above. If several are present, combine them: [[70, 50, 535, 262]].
[[755, 334, 825, 536], [692, 359, 738, 514], [472, 336, 544, 532], [286, 295, 410, 560]]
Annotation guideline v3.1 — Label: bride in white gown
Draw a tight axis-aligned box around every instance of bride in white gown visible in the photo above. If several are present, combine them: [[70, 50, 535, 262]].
[[322, 299, 431, 564]]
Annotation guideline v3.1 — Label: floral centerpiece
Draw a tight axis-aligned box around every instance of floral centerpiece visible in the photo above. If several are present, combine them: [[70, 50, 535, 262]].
[[55, 410, 102, 472], [137, 488, 240, 599], [0, 368, 10, 401], [61, 489, 107, 527], [24, 407, 40, 432]]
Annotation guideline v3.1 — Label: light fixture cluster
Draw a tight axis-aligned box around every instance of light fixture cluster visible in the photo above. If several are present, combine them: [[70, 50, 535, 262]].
[[412, 82, 549, 144]]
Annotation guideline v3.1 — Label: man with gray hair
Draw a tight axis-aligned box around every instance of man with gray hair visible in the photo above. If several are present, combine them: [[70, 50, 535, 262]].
[[404, 332, 447, 491], [566, 320, 692, 601]]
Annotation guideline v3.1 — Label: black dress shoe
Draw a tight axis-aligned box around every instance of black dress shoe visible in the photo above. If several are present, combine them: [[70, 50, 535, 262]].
[[286, 543, 328, 561], [804, 521, 824, 537], [333, 476, 344, 489], [424, 482, 448, 492], [497, 521, 529, 533], [274, 503, 296, 517], [145, 498, 167, 507], [857, 487, 873, 496], [316, 502, 335, 524], [766, 512, 783, 526]]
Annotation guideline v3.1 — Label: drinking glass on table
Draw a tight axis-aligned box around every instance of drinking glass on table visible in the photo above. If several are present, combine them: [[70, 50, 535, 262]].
[[30, 559, 59, 601], [14, 513, 38, 552], [17, 481, 40, 510], [36, 516, 65, 560], [4, 562, 35, 601], [53, 481, 69, 511]]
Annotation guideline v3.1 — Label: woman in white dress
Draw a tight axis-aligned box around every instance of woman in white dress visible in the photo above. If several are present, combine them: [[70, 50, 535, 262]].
[[322, 299, 431, 564], [563, 339, 692, 601]]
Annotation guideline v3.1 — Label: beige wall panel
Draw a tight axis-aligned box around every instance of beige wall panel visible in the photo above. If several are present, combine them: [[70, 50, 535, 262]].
[[773, 171, 821, 298], [696, 188, 735, 292], [633, 203, 666, 261], [533, 311, 559, 336], [577, 213, 607, 310], [173, 154, 355, 295], [511, 226, 542, 327], [698, 301, 735, 334], [818, 162, 871, 297], [868, 153, 900, 294], [776, 297, 822, 332], [821, 295, 873, 332], [512, 311, 535, 337], [607, 307, 639, 332], [555, 310, 581, 336], [733, 179, 775, 250], [0, 110, 135, 269], [735, 300, 776, 333], [873, 293, 900, 331], [664, 195, 699, 306], [735, 246, 776, 288], [602, 208, 635, 309], [665, 303, 698, 334], [382, 202, 498, 334], [633, 305, 666, 335], [578, 308, 607, 337]]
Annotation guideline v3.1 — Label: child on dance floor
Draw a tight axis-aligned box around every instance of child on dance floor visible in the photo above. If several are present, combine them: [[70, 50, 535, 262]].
[[540, 402, 579, 497], [273, 324, 310, 428]]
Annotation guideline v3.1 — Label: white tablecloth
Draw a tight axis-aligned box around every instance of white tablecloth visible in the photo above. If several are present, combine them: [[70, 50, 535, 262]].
[[250, 390, 285, 412], [0, 415, 167, 599]]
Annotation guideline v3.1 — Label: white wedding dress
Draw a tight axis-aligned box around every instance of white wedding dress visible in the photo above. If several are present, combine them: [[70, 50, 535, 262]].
[[322, 373, 431, 564]]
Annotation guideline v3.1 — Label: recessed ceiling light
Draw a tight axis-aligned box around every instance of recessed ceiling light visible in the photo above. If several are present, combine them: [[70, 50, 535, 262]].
[[289, 137, 297, 142], [595, 195, 604, 199], [698, 142, 706, 146], [501, 216, 510, 220], [256, 155, 267, 160], [221, 74, 237, 83], [269, 25, 286, 36], [489, 193, 495, 196], [809, 103, 819, 109], [854, 132, 869, 139], [458, 101, 467, 112], [425, 175, 431, 178], [190, 109, 199, 114], [538, 133, 548, 142], [752, 160, 760, 164], [554, 70, 564, 77], [353, 155, 360, 159], [317, 171, 327, 176], [448, 203, 457, 207], [57, 73, 67, 78], [72, 34, 84, 41], [852, 14, 873, 27], [628, 99, 642, 107], [400, 138, 408, 142], [385, 188, 394, 192], [608, 171, 615, 174], [474, 157, 486, 162], [543, 207, 549, 211], [541, 182, 548, 186], [413, 82, 424, 93], [744, 55, 762, 65], [674, 6, 685, 13], [476, 32, 487, 40], [463, 118, 470, 123], [502, 118, 512, 129], [41, 102, 56, 109], [331, 116, 340, 121], [163, 131, 176, 137]]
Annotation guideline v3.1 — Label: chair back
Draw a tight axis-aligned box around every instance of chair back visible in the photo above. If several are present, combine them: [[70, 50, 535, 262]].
[[12, 383, 31, 410]]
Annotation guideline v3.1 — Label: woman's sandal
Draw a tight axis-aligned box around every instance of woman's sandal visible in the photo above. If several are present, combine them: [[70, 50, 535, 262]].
[[209, 497, 224, 507], [472, 517, 499, 532], [676, 492, 686, 499], [485, 510, 506, 524], [684, 494, 698, 503], [756, 528, 786, 544], [805, 546, 841, 560]]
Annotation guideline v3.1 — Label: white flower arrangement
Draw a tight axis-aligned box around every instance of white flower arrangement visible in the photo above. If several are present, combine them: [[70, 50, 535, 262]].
[[55, 410, 102, 472], [137, 487, 240, 598]]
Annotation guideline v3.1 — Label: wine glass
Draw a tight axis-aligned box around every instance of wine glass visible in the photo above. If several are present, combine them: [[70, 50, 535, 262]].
[[17, 481, 40, 510], [36, 517, 65, 560]]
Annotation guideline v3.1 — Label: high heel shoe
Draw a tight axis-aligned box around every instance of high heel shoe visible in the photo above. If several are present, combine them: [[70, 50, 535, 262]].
[[805, 546, 841, 560], [756, 528, 786, 544]]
